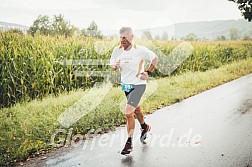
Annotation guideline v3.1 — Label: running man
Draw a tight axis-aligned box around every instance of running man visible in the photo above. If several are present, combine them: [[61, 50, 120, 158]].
[[110, 27, 158, 155]]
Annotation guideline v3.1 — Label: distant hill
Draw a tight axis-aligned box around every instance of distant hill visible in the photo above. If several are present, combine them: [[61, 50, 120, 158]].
[[1, 19, 251, 40], [103, 19, 252, 40], [173, 19, 252, 40], [0, 21, 28, 32]]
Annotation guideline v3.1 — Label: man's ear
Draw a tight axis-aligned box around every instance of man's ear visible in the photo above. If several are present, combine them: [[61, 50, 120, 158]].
[[129, 34, 134, 41]]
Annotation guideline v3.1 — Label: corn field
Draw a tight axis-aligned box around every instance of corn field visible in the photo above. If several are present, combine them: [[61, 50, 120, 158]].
[[0, 32, 252, 108]]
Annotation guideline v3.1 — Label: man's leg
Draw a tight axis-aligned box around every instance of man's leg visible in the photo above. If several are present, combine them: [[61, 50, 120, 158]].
[[121, 104, 135, 155], [134, 105, 151, 142], [125, 104, 136, 137], [134, 105, 144, 124]]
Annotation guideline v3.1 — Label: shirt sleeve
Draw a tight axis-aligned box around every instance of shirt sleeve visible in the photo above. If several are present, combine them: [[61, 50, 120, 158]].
[[110, 47, 118, 65], [141, 46, 156, 62]]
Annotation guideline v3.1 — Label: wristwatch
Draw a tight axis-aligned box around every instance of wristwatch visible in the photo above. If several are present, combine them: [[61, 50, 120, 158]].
[[146, 70, 152, 75]]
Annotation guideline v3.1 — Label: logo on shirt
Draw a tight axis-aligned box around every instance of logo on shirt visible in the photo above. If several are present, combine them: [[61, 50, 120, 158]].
[[121, 57, 132, 64]]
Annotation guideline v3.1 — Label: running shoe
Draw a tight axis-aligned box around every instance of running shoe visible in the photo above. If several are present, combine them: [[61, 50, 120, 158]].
[[121, 142, 133, 155], [140, 124, 151, 142]]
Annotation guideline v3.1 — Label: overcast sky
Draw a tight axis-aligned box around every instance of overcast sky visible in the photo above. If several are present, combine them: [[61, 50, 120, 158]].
[[0, 0, 243, 30]]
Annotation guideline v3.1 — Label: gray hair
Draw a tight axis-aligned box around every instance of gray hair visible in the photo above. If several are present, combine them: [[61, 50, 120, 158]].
[[119, 27, 133, 35]]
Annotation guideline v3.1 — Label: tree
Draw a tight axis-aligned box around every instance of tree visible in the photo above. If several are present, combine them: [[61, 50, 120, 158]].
[[154, 34, 161, 40], [184, 33, 198, 41], [80, 28, 86, 36], [216, 35, 227, 40], [228, 0, 252, 22], [242, 33, 251, 40], [142, 31, 153, 40], [85, 21, 102, 38], [73, 27, 82, 36], [28, 14, 76, 37], [51, 14, 76, 37], [161, 31, 169, 41], [28, 15, 51, 36], [229, 28, 239, 40]]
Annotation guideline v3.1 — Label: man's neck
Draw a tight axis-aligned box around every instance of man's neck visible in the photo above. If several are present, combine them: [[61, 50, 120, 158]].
[[124, 44, 132, 51]]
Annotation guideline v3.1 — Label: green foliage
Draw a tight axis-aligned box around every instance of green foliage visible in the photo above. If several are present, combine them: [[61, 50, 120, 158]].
[[0, 32, 111, 108], [151, 31, 168, 41], [28, 14, 76, 37], [142, 31, 153, 40], [51, 14, 76, 37], [229, 28, 240, 40], [0, 32, 252, 108], [216, 35, 227, 41], [242, 33, 252, 40], [228, 0, 252, 22], [5, 28, 24, 35], [27, 15, 51, 36], [82, 21, 102, 38], [183, 33, 198, 41]]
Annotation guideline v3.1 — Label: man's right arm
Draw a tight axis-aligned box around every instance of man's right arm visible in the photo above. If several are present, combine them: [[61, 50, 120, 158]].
[[110, 47, 120, 71]]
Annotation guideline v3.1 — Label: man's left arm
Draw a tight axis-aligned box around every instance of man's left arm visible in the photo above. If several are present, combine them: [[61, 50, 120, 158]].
[[140, 55, 158, 80], [146, 56, 158, 74]]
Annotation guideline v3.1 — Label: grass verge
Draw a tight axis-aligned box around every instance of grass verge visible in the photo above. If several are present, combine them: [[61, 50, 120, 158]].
[[0, 57, 252, 166]]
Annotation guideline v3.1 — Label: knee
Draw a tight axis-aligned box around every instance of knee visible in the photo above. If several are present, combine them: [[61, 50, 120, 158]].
[[125, 113, 134, 119], [134, 106, 141, 114], [125, 105, 135, 118]]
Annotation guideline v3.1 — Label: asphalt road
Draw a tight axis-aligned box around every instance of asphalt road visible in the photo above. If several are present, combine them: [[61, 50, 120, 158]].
[[21, 74, 252, 167]]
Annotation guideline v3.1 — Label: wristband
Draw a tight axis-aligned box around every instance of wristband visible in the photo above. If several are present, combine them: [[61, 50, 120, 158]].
[[146, 70, 152, 75]]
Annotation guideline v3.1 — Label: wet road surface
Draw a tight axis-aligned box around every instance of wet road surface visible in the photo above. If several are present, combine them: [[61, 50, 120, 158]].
[[21, 74, 252, 167]]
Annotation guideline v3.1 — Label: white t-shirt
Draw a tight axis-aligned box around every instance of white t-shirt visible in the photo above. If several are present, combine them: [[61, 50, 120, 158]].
[[110, 44, 156, 85]]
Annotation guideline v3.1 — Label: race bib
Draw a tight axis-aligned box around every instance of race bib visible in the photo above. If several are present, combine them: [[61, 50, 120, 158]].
[[121, 84, 133, 91]]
